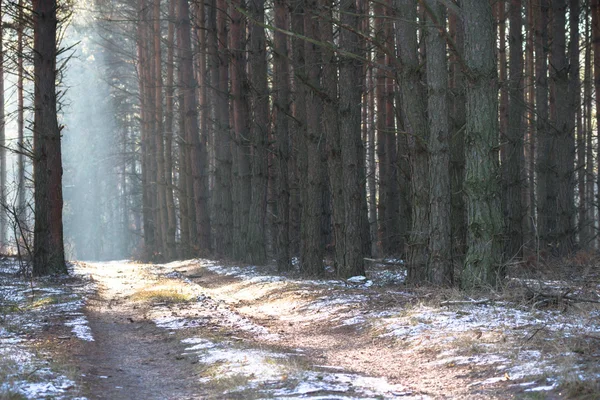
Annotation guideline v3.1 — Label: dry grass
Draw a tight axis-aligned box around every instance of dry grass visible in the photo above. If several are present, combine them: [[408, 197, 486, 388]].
[[130, 280, 196, 304]]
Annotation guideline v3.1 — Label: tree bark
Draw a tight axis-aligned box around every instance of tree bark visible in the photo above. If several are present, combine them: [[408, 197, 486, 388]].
[[425, 0, 452, 285], [33, 0, 66, 275], [395, 0, 429, 283], [300, 0, 325, 275], [273, 0, 291, 271], [247, 0, 268, 264], [503, 0, 524, 261], [461, 0, 504, 289]]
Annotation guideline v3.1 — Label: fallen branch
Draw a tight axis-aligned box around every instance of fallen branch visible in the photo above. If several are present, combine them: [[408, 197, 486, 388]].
[[440, 299, 491, 307]]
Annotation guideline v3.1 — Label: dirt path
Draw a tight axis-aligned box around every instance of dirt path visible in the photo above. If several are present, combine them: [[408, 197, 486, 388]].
[[59, 259, 599, 399], [75, 262, 200, 399]]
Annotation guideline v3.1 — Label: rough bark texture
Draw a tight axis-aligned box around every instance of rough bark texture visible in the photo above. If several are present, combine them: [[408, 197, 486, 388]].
[[448, 4, 466, 271], [230, 0, 251, 261], [273, 0, 291, 271], [247, 0, 268, 264], [395, 0, 429, 283], [337, 0, 367, 277], [33, 0, 66, 275], [425, 0, 452, 285], [503, 0, 524, 261], [551, 0, 575, 256], [300, 0, 325, 276], [209, 0, 233, 256], [461, 0, 503, 289], [319, 2, 345, 274]]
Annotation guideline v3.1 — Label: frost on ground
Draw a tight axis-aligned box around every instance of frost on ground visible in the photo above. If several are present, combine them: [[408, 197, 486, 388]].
[[155, 258, 600, 398], [0, 259, 92, 399], [178, 336, 418, 399]]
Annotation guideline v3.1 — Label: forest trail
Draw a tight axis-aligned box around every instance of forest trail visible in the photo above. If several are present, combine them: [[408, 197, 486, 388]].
[[68, 260, 509, 399], [75, 262, 199, 399], [4, 258, 597, 399]]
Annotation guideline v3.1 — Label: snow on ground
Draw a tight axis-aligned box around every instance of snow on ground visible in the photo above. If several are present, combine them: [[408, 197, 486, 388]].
[[179, 336, 421, 399], [157, 258, 600, 395], [0, 260, 92, 399]]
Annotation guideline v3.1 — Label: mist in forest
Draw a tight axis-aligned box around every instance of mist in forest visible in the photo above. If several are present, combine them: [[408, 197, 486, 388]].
[[61, 19, 129, 261]]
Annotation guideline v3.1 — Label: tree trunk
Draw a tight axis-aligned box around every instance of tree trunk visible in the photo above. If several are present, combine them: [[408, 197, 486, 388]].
[[551, 0, 575, 256], [320, 1, 345, 274], [32, 0, 66, 275], [247, 0, 268, 264], [395, 0, 429, 283], [209, 0, 233, 256], [273, 0, 291, 271], [503, 0, 524, 261], [164, 0, 177, 259], [300, 0, 325, 275], [461, 0, 504, 289], [535, 0, 551, 252], [229, 0, 251, 260], [425, 0, 452, 285], [337, 0, 367, 277], [448, 3, 466, 271]]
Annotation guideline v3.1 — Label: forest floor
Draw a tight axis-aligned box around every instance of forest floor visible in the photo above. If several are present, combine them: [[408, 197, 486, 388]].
[[1, 257, 600, 399]]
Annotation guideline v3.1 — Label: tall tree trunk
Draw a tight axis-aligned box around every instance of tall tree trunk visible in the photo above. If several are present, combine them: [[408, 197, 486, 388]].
[[209, 0, 233, 256], [17, 0, 25, 224], [498, 0, 508, 159], [568, 0, 581, 249], [503, 0, 524, 261], [320, 1, 345, 273], [229, 0, 251, 260], [461, 0, 503, 288], [32, 0, 66, 275], [273, 0, 291, 271], [551, 0, 574, 256], [524, 0, 536, 250], [300, 0, 325, 275], [396, 0, 429, 283], [247, 0, 268, 264], [375, 0, 389, 255], [154, 0, 168, 258], [178, 0, 211, 254], [448, 3, 466, 271], [584, 7, 595, 247], [164, 0, 177, 259], [337, 0, 367, 277], [536, 0, 551, 252], [289, 0, 306, 258], [425, 0, 452, 285]]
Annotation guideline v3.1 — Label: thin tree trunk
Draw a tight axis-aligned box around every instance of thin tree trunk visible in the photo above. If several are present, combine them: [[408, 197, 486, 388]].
[[17, 0, 25, 224], [273, 0, 291, 271], [164, 0, 177, 259], [154, 0, 168, 258], [536, 0, 551, 252]]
